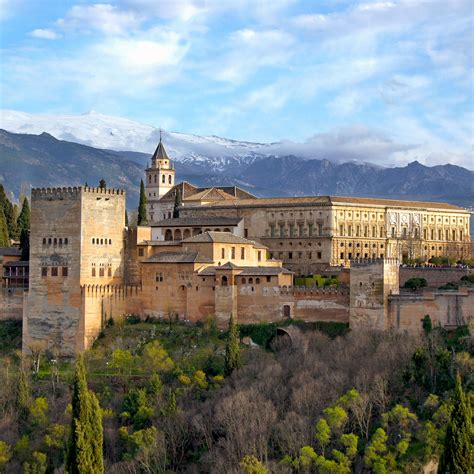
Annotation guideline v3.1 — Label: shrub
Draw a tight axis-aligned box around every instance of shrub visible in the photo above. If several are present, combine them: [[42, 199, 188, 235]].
[[403, 277, 427, 291]]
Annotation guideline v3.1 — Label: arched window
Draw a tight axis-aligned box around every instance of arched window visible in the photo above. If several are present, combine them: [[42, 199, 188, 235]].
[[148, 175, 152, 183], [256, 278, 260, 284], [42, 238, 46, 245], [214, 228, 221, 232], [92, 238, 95, 244], [183, 229, 191, 239], [168, 175, 172, 184], [222, 276, 228, 286], [100, 239, 103, 245], [241, 277, 246, 284], [154, 175, 157, 183], [162, 175, 166, 183], [249, 277, 253, 284], [59, 238, 63, 245], [224, 228, 231, 232], [165, 229, 173, 241], [53, 238, 57, 245], [174, 229, 182, 240], [109, 239, 112, 245], [64, 238, 68, 245]]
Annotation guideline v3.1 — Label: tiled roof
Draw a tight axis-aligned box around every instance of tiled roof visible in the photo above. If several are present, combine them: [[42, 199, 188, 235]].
[[138, 240, 181, 246], [199, 265, 293, 276], [151, 217, 242, 227], [143, 252, 213, 264], [0, 247, 21, 256], [183, 188, 237, 202], [182, 231, 267, 248], [159, 181, 199, 202], [192, 195, 466, 211]]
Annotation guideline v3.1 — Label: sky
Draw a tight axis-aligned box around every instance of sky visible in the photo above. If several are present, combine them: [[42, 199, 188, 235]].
[[0, 0, 473, 169]]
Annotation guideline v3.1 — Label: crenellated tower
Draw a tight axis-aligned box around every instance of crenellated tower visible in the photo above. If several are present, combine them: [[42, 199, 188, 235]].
[[145, 133, 175, 223]]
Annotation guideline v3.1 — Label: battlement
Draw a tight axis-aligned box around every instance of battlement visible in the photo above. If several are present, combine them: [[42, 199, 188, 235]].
[[351, 257, 399, 267], [31, 186, 125, 200]]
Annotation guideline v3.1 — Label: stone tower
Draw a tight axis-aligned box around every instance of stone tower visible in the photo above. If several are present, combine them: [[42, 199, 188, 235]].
[[23, 186, 126, 356], [349, 258, 399, 331], [145, 134, 175, 223]]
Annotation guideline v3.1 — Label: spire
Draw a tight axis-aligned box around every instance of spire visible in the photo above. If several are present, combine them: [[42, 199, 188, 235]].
[[151, 131, 170, 163]]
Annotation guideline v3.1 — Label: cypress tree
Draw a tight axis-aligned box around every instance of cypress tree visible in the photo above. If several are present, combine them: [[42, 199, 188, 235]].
[[16, 367, 30, 425], [173, 186, 182, 218], [224, 314, 241, 376], [0, 207, 9, 247], [439, 374, 472, 473], [0, 185, 16, 240], [19, 228, 30, 261], [137, 179, 147, 226], [17, 198, 30, 260], [125, 209, 129, 227], [66, 354, 104, 474]]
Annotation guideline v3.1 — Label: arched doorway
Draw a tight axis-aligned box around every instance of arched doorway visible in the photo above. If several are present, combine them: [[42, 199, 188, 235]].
[[283, 305, 291, 319], [222, 276, 228, 286], [183, 229, 191, 239], [174, 229, 182, 240], [165, 229, 173, 241]]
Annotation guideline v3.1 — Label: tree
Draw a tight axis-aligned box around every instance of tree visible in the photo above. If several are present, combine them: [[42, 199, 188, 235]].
[[403, 277, 427, 292], [17, 197, 30, 234], [439, 374, 472, 473], [99, 179, 106, 189], [16, 367, 30, 425], [0, 184, 16, 239], [125, 209, 129, 227], [137, 179, 147, 226], [173, 186, 182, 218], [66, 354, 104, 474], [240, 454, 267, 473], [0, 207, 9, 246], [224, 314, 241, 376], [20, 228, 30, 261]]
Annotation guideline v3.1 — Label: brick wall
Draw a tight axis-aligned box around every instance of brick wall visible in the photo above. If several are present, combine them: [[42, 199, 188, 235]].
[[400, 267, 473, 288]]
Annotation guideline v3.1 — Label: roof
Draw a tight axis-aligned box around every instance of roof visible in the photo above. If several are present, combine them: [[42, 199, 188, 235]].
[[151, 217, 242, 228], [143, 252, 213, 264], [188, 195, 467, 211], [199, 265, 293, 276], [159, 181, 199, 202], [158, 182, 256, 202], [4, 261, 29, 267], [138, 240, 182, 247], [182, 231, 267, 248], [183, 187, 237, 202], [151, 138, 169, 162], [0, 247, 21, 256]]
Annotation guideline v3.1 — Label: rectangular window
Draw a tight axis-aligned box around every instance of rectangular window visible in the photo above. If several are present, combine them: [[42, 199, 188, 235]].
[[318, 223, 323, 236], [99, 268, 104, 277], [51, 267, 58, 277], [391, 227, 395, 237], [356, 225, 360, 237], [244, 228, 248, 238], [241, 247, 245, 259], [108, 267, 112, 277], [231, 247, 235, 259], [299, 224, 304, 237], [62, 267, 68, 277], [270, 224, 275, 237], [460, 230, 463, 240], [41, 267, 47, 277], [279, 224, 285, 238], [452, 230, 456, 241], [289, 224, 295, 237], [348, 225, 352, 237], [340, 252, 344, 260], [266, 276, 271, 282], [221, 248, 225, 259], [445, 229, 449, 240], [380, 227, 384, 237], [308, 223, 314, 237], [257, 251, 261, 261], [92, 268, 96, 277], [288, 252, 293, 259], [402, 228, 407, 238], [138, 248, 144, 257], [348, 252, 352, 260], [340, 224, 344, 236], [308, 252, 312, 259], [364, 226, 368, 237], [317, 252, 322, 259], [372, 226, 376, 237]]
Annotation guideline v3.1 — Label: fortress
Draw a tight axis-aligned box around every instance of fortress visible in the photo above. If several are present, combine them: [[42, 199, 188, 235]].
[[16, 139, 473, 355]]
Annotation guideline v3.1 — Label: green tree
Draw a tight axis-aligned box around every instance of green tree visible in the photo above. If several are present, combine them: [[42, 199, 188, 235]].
[[240, 454, 267, 474], [66, 354, 104, 474], [0, 207, 9, 246], [439, 374, 473, 473], [173, 186, 182, 218], [16, 367, 30, 424], [17, 197, 30, 233], [125, 209, 129, 227], [403, 277, 427, 291], [23, 451, 47, 474], [0, 441, 12, 469], [0, 184, 16, 239], [19, 228, 30, 261], [137, 179, 147, 226], [224, 314, 241, 376]]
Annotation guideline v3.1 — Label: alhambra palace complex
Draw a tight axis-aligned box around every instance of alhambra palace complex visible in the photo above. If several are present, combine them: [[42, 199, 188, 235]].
[[1, 139, 471, 356]]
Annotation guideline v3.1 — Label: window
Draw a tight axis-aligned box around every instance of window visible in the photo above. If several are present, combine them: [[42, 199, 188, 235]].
[[317, 251, 322, 259], [445, 229, 449, 240], [340, 252, 344, 259], [222, 276, 228, 286], [51, 267, 58, 277], [221, 248, 225, 259], [380, 227, 384, 237], [452, 230, 456, 241], [242, 277, 246, 284], [244, 228, 248, 238], [149, 175, 152, 183], [348, 252, 352, 260], [257, 251, 261, 261], [54, 238, 57, 245], [138, 248, 144, 257], [279, 224, 285, 237], [241, 247, 245, 259], [62, 267, 68, 277], [41, 267, 47, 277], [372, 226, 376, 237], [318, 223, 323, 236], [92, 267, 96, 277], [364, 226, 368, 237], [460, 230, 463, 240], [109, 239, 112, 245], [298, 224, 304, 237], [249, 278, 253, 284], [169, 175, 172, 184], [266, 276, 271, 282], [48, 238, 52, 244], [108, 267, 112, 277], [308, 223, 314, 237], [288, 252, 293, 259], [99, 268, 104, 277], [162, 175, 165, 183], [340, 224, 344, 236], [100, 239, 103, 245], [348, 225, 352, 237], [256, 278, 260, 284], [308, 252, 312, 259], [59, 238, 63, 245], [42, 238, 46, 245], [270, 224, 276, 237], [231, 247, 235, 259], [402, 228, 407, 238]]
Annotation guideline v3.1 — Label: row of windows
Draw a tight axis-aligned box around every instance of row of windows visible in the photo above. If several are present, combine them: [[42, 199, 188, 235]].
[[91, 238, 112, 245], [340, 253, 384, 260], [421, 228, 464, 241], [340, 242, 384, 249], [42, 237, 69, 245], [91, 267, 113, 277], [220, 247, 262, 261], [278, 241, 322, 247], [270, 223, 323, 238], [271, 211, 326, 218], [148, 174, 173, 184], [271, 251, 322, 260], [41, 266, 68, 277], [338, 212, 384, 220], [340, 225, 384, 238]]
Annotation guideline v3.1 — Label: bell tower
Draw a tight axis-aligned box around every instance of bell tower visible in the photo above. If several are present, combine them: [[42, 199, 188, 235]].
[[145, 132, 175, 223]]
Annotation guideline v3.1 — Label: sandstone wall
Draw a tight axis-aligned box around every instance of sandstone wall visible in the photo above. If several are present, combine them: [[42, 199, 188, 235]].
[[388, 288, 474, 335], [399, 267, 473, 288], [0, 288, 24, 320]]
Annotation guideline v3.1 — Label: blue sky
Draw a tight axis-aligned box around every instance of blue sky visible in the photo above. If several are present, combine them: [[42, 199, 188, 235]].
[[0, 0, 473, 168]]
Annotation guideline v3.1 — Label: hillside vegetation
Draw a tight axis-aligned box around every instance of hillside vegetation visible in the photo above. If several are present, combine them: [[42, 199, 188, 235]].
[[0, 317, 472, 473]]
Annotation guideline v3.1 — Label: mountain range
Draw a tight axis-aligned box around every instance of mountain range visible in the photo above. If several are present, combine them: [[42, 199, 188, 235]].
[[0, 110, 472, 224]]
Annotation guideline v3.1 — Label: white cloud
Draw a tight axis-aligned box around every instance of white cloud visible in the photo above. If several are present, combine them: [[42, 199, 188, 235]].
[[29, 28, 60, 40], [57, 3, 141, 35]]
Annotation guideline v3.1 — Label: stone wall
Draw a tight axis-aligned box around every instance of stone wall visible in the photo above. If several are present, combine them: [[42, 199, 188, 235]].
[[399, 267, 473, 289], [0, 288, 24, 320], [388, 288, 474, 335]]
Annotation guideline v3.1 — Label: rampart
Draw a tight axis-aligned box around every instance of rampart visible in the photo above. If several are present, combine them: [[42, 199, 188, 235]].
[[0, 288, 24, 321], [31, 186, 125, 199], [399, 267, 473, 288]]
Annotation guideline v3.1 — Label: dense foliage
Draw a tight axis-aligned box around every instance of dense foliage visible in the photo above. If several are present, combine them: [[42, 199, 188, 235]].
[[0, 316, 472, 472], [137, 179, 147, 226]]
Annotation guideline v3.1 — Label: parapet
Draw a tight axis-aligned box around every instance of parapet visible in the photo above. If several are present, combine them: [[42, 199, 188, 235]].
[[351, 257, 399, 267], [31, 186, 125, 200]]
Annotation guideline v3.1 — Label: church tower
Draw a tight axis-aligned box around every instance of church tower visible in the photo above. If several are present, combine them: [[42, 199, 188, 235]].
[[145, 133, 175, 223]]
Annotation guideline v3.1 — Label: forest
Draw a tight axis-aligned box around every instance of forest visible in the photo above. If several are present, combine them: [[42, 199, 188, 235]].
[[0, 314, 472, 473]]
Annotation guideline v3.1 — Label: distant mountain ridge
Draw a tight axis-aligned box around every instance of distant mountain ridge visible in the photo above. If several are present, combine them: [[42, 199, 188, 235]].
[[0, 129, 472, 216]]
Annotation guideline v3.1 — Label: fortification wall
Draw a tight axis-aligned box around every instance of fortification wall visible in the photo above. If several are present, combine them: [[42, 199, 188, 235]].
[[0, 289, 24, 320], [388, 288, 474, 335], [399, 267, 473, 288]]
